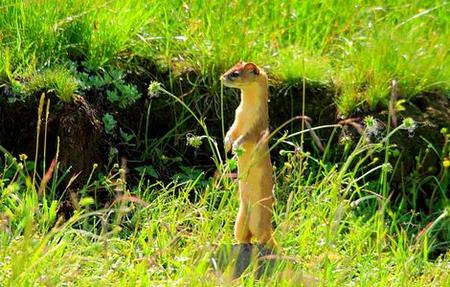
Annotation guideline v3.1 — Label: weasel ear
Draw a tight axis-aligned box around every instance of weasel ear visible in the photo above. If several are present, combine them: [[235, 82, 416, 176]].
[[243, 62, 260, 75]]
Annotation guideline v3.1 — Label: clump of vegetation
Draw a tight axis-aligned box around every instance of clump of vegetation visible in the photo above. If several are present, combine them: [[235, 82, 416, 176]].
[[78, 68, 141, 108], [27, 67, 78, 102]]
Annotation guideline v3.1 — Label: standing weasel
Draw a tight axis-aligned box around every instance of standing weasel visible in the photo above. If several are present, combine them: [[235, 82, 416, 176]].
[[221, 62, 277, 249]]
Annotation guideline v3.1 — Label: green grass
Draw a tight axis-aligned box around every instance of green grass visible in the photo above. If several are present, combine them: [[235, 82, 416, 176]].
[[27, 66, 78, 102], [0, 147, 449, 286], [0, 0, 449, 114]]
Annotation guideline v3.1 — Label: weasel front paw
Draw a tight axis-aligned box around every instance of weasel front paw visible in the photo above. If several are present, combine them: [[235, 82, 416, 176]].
[[224, 133, 233, 153], [232, 140, 241, 151], [232, 135, 245, 156]]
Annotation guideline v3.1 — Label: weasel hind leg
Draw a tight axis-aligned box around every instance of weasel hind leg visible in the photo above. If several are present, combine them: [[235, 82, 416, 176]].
[[248, 203, 277, 249], [234, 204, 252, 243]]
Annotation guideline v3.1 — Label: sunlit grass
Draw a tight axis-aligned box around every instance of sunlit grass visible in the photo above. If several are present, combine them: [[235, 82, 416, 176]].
[[0, 158, 449, 286], [0, 0, 448, 114], [27, 66, 78, 102]]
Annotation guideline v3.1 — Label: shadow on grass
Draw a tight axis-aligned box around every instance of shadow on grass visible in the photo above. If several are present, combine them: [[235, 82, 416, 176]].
[[211, 243, 320, 286]]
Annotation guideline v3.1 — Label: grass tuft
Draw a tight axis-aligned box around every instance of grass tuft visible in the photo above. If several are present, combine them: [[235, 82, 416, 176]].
[[27, 67, 78, 102]]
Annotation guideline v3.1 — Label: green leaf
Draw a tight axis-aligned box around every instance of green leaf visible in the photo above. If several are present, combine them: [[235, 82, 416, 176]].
[[102, 113, 117, 135]]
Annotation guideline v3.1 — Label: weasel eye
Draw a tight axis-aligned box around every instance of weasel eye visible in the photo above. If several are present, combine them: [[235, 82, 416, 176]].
[[230, 71, 240, 78]]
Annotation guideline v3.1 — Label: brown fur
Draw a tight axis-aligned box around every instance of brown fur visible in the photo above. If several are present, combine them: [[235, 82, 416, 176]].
[[221, 62, 277, 249]]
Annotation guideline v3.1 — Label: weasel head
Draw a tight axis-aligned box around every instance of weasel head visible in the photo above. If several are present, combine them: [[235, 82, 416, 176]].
[[220, 62, 266, 89]]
